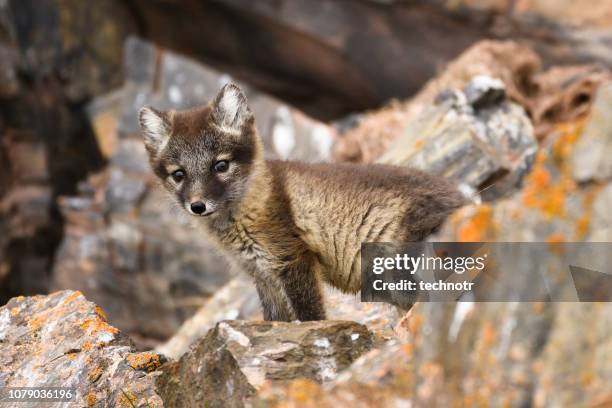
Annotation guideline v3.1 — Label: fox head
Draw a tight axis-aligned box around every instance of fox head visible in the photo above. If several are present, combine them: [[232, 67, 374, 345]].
[[138, 83, 261, 218]]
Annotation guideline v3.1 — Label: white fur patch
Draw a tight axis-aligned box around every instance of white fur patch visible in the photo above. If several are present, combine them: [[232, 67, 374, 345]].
[[212, 123, 242, 136], [141, 108, 165, 135], [140, 107, 169, 152], [219, 88, 240, 124]]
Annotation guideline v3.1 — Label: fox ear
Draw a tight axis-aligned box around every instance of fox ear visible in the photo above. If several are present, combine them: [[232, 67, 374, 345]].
[[138, 106, 171, 155], [211, 83, 253, 132]]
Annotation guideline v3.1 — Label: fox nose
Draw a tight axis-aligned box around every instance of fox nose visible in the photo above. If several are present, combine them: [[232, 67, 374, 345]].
[[190, 201, 206, 215]]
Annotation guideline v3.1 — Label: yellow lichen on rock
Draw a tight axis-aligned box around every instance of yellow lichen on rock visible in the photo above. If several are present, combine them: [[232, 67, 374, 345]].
[[126, 352, 164, 372], [522, 153, 575, 219], [80, 317, 119, 336], [62, 290, 83, 306], [456, 205, 496, 242], [88, 366, 104, 382], [85, 391, 98, 406]]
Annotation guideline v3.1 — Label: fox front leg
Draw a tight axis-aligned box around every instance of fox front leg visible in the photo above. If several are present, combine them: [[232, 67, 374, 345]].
[[255, 278, 296, 321], [278, 258, 326, 321], [254, 260, 326, 321]]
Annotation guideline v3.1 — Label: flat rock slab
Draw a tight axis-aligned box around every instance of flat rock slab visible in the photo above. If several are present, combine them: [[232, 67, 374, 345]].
[[206, 320, 373, 386], [157, 275, 397, 360]]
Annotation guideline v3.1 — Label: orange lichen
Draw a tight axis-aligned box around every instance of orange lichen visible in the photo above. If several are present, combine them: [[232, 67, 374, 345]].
[[62, 291, 82, 306], [575, 186, 601, 239], [285, 379, 321, 403], [551, 118, 586, 163], [531, 302, 545, 314], [85, 392, 97, 407], [546, 233, 565, 244], [582, 371, 594, 387], [88, 366, 104, 382], [94, 306, 108, 321], [80, 317, 119, 336], [401, 343, 414, 356], [126, 352, 164, 372], [10, 307, 19, 316], [408, 312, 423, 335], [575, 216, 591, 239], [28, 315, 46, 330], [482, 321, 497, 348], [546, 233, 566, 255], [523, 119, 587, 219], [413, 139, 425, 150], [522, 147, 577, 218], [457, 205, 495, 242], [118, 389, 137, 408], [529, 165, 552, 190]]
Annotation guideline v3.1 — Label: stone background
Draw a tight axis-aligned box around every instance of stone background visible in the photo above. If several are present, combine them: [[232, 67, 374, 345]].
[[1, 1, 611, 406]]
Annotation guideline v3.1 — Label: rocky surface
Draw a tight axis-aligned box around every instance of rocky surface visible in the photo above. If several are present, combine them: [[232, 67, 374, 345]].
[[0, 290, 165, 407], [440, 84, 612, 244], [0, 0, 126, 304], [379, 75, 537, 200], [571, 82, 612, 183], [157, 275, 399, 360], [156, 332, 254, 408], [252, 82, 612, 405], [1, 291, 379, 407], [124, 0, 612, 119], [1, 2, 612, 406], [334, 40, 609, 163], [177, 320, 372, 388]]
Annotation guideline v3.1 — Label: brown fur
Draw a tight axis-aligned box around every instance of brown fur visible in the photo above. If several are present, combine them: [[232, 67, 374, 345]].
[[139, 83, 465, 321]]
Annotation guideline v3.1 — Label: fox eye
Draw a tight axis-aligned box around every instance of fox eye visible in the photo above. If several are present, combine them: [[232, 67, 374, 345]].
[[171, 169, 185, 182], [213, 160, 229, 173]]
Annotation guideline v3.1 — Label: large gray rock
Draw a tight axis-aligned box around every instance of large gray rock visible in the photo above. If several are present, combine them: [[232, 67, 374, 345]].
[[157, 275, 399, 360], [204, 320, 372, 386], [156, 331, 254, 408], [0, 290, 165, 407], [379, 76, 537, 201]]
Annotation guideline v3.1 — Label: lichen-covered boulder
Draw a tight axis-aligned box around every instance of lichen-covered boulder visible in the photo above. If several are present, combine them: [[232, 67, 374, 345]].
[[0, 290, 165, 407]]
